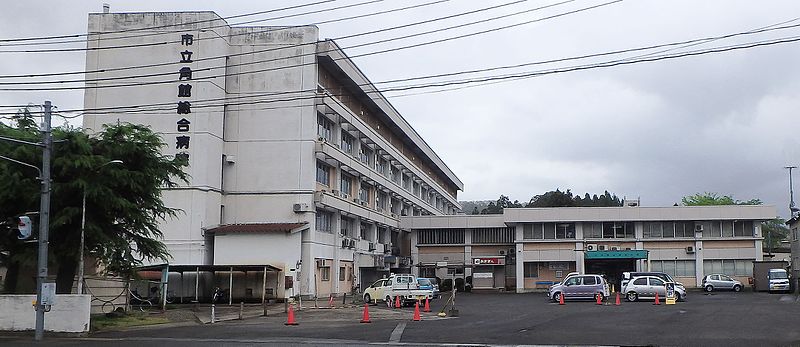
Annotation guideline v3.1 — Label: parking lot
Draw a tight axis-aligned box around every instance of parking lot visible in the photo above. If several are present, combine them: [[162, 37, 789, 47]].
[[3, 291, 800, 346]]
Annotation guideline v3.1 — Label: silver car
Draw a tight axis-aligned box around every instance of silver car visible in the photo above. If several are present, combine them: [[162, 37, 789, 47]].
[[623, 276, 686, 302], [549, 274, 610, 302], [702, 274, 743, 292]]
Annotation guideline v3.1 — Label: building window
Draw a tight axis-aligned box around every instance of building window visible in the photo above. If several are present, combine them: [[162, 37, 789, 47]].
[[378, 227, 388, 244], [316, 210, 333, 233], [360, 222, 372, 241], [413, 181, 420, 196], [521, 223, 574, 239], [340, 173, 352, 196], [317, 115, 333, 141], [650, 260, 696, 277], [703, 259, 753, 277], [419, 267, 436, 279], [403, 174, 411, 191], [472, 228, 515, 243], [377, 157, 388, 176], [446, 267, 464, 275], [341, 216, 354, 237], [523, 263, 539, 278], [359, 144, 372, 166], [644, 222, 691, 238], [340, 131, 355, 155], [320, 266, 330, 281], [417, 229, 465, 244], [376, 191, 387, 210], [391, 167, 400, 184], [359, 183, 371, 203], [339, 266, 346, 281], [733, 221, 753, 237], [316, 161, 330, 186]]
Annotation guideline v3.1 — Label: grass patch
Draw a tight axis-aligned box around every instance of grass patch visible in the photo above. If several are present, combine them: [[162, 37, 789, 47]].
[[91, 312, 170, 331]]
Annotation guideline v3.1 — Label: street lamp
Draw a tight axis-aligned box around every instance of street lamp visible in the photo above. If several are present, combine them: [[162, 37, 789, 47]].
[[77, 159, 123, 295]]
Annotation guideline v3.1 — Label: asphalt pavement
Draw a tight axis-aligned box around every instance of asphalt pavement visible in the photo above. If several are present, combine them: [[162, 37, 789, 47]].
[[3, 290, 800, 346]]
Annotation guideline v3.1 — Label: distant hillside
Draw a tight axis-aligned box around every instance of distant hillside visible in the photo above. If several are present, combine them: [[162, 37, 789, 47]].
[[459, 200, 493, 214]]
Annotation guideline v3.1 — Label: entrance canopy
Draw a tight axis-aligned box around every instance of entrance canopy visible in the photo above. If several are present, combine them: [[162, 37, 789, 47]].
[[585, 250, 648, 260]]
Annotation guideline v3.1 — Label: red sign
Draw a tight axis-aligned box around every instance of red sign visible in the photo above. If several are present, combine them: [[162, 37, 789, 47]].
[[473, 257, 504, 265]]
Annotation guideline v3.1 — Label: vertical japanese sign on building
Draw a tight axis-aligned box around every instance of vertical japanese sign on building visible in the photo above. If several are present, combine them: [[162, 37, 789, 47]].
[[175, 33, 194, 164]]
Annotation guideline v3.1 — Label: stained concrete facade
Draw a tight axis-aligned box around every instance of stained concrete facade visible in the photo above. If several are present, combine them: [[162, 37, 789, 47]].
[[403, 205, 776, 292], [83, 11, 462, 299]]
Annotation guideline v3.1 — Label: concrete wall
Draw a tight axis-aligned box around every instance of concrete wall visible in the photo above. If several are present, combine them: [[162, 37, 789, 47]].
[[0, 295, 90, 333]]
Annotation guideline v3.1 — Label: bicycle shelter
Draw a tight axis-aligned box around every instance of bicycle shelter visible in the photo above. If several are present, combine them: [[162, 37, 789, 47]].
[[135, 263, 283, 310]]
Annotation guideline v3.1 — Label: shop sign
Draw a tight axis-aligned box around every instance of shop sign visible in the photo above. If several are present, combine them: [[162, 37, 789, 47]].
[[473, 272, 493, 279], [473, 257, 504, 265]]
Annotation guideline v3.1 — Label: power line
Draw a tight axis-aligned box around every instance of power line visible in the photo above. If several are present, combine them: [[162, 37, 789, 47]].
[[0, 0, 526, 80], [0, 0, 601, 90], [10, 32, 800, 118], [0, 0, 336, 43], [0, 0, 388, 53]]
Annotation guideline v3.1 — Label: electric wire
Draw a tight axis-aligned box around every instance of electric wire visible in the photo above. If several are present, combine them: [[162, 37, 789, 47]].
[[0, 0, 607, 90], [0, 0, 531, 80], [0, 0, 336, 43], [16, 32, 800, 120], [0, 0, 388, 53]]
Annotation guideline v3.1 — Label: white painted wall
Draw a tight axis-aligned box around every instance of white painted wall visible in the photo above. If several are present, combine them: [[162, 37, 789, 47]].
[[0, 295, 90, 333]]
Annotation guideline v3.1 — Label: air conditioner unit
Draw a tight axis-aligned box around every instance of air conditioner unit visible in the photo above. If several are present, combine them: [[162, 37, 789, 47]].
[[353, 198, 360, 203], [390, 213, 398, 218], [376, 207, 384, 213], [694, 224, 704, 233], [316, 259, 328, 267], [349, 239, 356, 248], [384, 244, 391, 253], [341, 193, 350, 200], [360, 200, 368, 207], [586, 244, 598, 251], [293, 203, 312, 213], [499, 250, 506, 255], [341, 239, 348, 248], [686, 246, 695, 254], [597, 245, 607, 251], [369, 242, 376, 251], [610, 246, 620, 251], [317, 136, 326, 142], [340, 229, 347, 236], [332, 190, 339, 196]]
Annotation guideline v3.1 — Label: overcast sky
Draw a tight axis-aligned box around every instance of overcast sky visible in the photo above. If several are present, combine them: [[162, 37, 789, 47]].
[[1, 0, 799, 216]]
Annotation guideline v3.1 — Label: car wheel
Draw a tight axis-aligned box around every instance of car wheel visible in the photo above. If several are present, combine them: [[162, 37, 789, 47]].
[[626, 291, 638, 302], [675, 293, 682, 302], [733, 285, 741, 292], [596, 293, 605, 302], [364, 294, 371, 304], [553, 292, 562, 302], [704, 285, 713, 292]]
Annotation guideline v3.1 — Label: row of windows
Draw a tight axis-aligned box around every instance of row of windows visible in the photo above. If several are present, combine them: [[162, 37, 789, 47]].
[[522, 223, 576, 240], [316, 209, 398, 244], [472, 228, 515, 244], [644, 221, 754, 238], [584, 222, 635, 239], [650, 260, 696, 277], [317, 115, 455, 215], [418, 229, 465, 244], [703, 259, 753, 277], [319, 265, 354, 282]]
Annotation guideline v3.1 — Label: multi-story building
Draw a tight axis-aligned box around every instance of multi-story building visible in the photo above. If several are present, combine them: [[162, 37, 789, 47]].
[[83, 11, 462, 300], [403, 205, 775, 292]]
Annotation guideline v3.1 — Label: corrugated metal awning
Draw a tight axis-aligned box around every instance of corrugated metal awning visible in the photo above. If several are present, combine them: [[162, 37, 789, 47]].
[[206, 222, 308, 234]]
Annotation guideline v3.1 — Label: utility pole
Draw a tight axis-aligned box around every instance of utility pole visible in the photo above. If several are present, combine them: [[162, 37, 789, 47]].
[[34, 101, 52, 341]]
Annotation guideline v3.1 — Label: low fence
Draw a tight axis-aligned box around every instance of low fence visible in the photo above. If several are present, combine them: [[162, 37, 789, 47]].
[[0, 294, 90, 333]]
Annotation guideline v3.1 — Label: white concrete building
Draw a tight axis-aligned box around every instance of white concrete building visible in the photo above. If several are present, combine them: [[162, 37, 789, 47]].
[[403, 205, 776, 292], [83, 11, 462, 300]]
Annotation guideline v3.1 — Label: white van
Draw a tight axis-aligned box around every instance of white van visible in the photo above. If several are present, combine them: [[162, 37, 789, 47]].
[[768, 269, 791, 293]]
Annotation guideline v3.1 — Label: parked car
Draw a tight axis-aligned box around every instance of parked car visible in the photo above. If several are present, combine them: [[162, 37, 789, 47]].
[[702, 274, 743, 292], [363, 274, 433, 307], [622, 272, 685, 290], [549, 274, 610, 302], [417, 278, 439, 298], [767, 269, 791, 293], [623, 276, 686, 302]]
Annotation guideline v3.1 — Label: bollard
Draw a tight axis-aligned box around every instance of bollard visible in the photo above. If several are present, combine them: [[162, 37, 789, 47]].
[[263, 300, 268, 317], [211, 304, 216, 324], [239, 301, 244, 320], [342, 293, 347, 306], [284, 299, 288, 314]]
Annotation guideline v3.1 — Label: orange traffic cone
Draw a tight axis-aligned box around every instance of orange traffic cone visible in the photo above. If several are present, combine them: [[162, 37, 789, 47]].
[[412, 301, 421, 321], [285, 305, 299, 325], [394, 296, 401, 309], [615, 292, 621, 306], [360, 303, 371, 323], [558, 293, 565, 305], [653, 293, 661, 305], [596, 293, 602, 305], [423, 298, 431, 312]]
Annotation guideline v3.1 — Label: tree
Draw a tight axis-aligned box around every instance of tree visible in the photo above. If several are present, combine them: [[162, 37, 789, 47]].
[[681, 192, 762, 206], [0, 119, 188, 293], [761, 218, 790, 256]]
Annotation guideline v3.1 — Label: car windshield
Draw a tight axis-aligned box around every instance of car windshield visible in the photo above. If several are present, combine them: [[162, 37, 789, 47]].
[[418, 278, 432, 285], [769, 272, 789, 279]]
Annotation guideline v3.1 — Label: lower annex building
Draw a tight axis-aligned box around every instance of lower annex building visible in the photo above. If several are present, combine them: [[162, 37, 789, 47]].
[[403, 204, 776, 292]]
